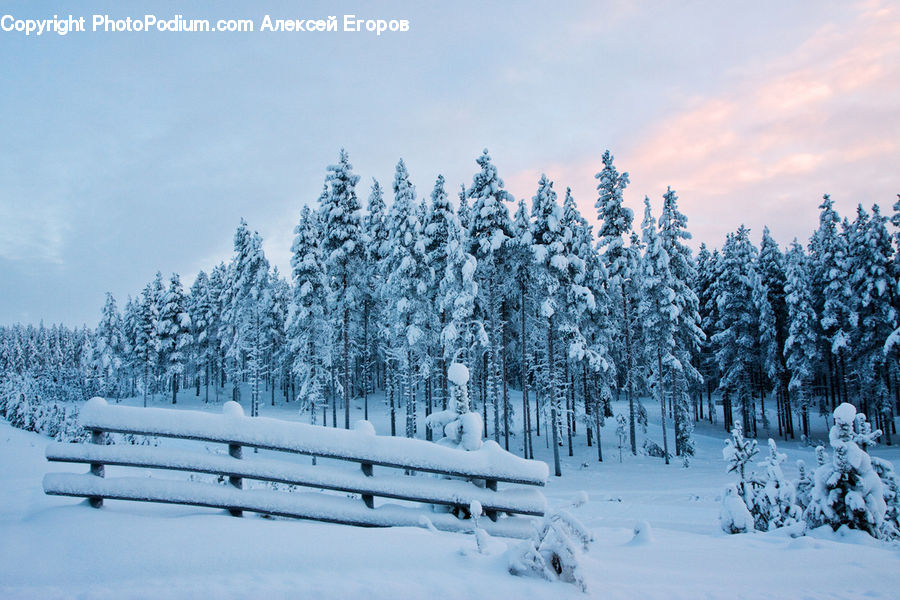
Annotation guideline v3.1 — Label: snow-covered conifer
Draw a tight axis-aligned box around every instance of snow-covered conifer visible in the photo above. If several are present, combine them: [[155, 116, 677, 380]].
[[805, 403, 886, 537], [639, 198, 676, 464], [319, 149, 363, 429], [784, 241, 818, 439]]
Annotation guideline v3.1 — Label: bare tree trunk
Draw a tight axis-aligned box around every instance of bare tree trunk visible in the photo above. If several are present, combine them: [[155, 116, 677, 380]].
[[623, 281, 636, 455], [503, 344, 509, 451], [521, 286, 531, 459], [565, 361, 573, 457], [658, 351, 669, 464], [548, 315, 561, 477], [584, 363, 593, 447], [343, 306, 351, 429]]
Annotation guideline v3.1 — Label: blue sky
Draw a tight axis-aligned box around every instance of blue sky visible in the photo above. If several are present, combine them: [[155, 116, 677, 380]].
[[1, 0, 898, 325]]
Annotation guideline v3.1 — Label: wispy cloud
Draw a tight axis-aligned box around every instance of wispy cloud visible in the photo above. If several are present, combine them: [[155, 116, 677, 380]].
[[618, 0, 900, 245], [0, 200, 68, 264]]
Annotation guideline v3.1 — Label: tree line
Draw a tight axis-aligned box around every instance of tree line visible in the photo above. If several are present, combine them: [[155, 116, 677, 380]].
[[1, 149, 898, 473]]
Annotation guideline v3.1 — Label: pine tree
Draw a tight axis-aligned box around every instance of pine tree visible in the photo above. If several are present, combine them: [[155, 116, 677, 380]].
[[423, 174, 454, 432], [810, 195, 851, 410], [595, 150, 638, 454], [95, 292, 124, 399], [531, 174, 568, 476], [568, 196, 615, 461], [695, 244, 719, 423], [385, 159, 428, 438], [159, 272, 192, 404], [757, 227, 790, 437], [361, 178, 388, 420], [847, 204, 895, 440], [511, 198, 537, 458], [136, 277, 163, 406], [430, 205, 487, 451], [754, 438, 801, 531], [752, 271, 778, 433], [639, 198, 676, 464], [784, 241, 818, 438], [290, 205, 330, 425], [188, 271, 213, 401], [658, 187, 702, 458], [467, 149, 513, 444], [225, 220, 272, 417], [712, 226, 759, 434], [806, 403, 886, 537], [319, 149, 363, 429]]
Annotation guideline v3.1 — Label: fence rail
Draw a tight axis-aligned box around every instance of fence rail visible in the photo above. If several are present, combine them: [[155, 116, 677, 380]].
[[43, 398, 549, 538]]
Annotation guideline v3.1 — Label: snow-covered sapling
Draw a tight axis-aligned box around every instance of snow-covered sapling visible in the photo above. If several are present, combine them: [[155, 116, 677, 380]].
[[805, 403, 886, 537], [722, 423, 759, 506], [508, 494, 593, 592], [795, 459, 814, 510], [871, 456, 900, 540], [615, 414, 627, 463], [752, 438, 801, 531], [469, 500, 491, 554], [720, 484, 754, 534]]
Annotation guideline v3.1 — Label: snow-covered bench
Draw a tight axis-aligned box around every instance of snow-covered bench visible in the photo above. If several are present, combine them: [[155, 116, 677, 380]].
[[43, 399, 548, 539]]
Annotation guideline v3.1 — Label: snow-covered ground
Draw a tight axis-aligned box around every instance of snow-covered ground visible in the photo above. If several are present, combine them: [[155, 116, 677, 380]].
[[2, 390, 900, 599]]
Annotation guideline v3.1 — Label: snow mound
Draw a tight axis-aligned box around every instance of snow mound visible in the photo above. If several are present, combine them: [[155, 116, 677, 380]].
[[447, 362, 469, 387], [222, 401, 244, 418], [353, 420, 375, 436], [85, 397, 107, 409], [833, 402, 856, 426], [627, 520, 654, 546]]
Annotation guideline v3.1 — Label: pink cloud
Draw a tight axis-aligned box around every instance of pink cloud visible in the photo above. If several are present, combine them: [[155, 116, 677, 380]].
[[608, 0, 900, 248]]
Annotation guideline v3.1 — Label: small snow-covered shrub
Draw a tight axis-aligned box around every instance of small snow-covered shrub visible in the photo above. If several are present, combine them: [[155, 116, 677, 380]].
[[642, 438, 668, 459], [871, 457, 900, 540], [425, 362, 483, 452], [508, 494, 593, 592], [804, 403, 886, 538], [0, 375, 84, 441], [615, 414, 627, 463], [795, 459, 814, 510], [720, 425, 802, 533], [722, 423, 760, 510], [752, 438, 801, 531], [720, 484, 753, 534]]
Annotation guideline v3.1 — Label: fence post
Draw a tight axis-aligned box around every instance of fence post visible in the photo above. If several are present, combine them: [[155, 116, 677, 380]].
[[360, 463, 374, 509], [88, 429, 105, 508], [484, 479, 498, 521], [228, 443, 243, 517]]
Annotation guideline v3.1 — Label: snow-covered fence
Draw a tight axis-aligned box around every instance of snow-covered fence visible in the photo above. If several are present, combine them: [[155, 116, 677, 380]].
[[43, 399, 549, 538]]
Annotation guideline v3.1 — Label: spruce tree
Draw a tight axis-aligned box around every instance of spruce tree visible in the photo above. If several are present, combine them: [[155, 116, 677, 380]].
[[757, 227, 790, 436], [95, 292, 124, 399], [639, 198, 676, 464], [467, 149, 514, 444], [595, 150, 638, 454], [159, 272, 192, 404], [290, 205, 330, 425], [711, 226, 759, 433], [658, 187, 702, 458], [361, 178, 388, 419], [784, 241, 818, 438], [531, 174, 568, 476], [319, 149, 363, 429]]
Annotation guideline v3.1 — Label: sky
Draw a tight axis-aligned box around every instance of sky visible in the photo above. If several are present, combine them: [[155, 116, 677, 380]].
[[1, 0, 898, 326]]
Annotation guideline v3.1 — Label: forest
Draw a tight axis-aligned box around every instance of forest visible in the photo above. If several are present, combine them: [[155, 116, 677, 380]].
[[2, 148, 898, 476]]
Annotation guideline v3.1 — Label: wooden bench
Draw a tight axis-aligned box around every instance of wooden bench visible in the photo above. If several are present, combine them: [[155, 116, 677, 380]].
[[43, 398, 548, 539]]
